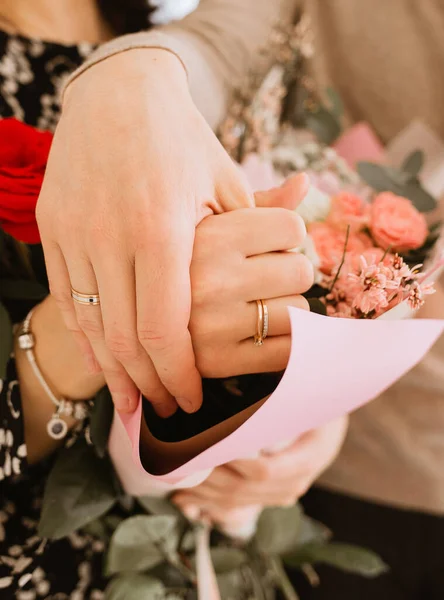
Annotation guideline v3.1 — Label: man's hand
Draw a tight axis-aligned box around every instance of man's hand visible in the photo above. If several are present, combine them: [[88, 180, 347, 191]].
[[173, 416, 348, 525], [37, 49, 256, 416]]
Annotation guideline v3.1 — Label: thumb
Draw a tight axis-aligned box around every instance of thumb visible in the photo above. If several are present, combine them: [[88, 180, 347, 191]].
[[255, 172, 309, 210]]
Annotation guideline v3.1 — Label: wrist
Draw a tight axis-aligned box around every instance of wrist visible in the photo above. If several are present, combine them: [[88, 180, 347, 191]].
[[30, 296, 105, 400], [64, 47, 190, 109]]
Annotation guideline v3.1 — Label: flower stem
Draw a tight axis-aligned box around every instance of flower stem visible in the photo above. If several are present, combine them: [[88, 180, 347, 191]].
[[270, 556, 300, 600], [329, 224, 351, 292]]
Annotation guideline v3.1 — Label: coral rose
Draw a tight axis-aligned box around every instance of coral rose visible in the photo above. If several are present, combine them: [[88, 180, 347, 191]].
[[308, 222, 373, 275], [327, 191, 366, 232], [369, 192, 428, 252]]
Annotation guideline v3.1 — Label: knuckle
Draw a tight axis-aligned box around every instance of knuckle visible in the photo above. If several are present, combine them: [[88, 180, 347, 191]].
[[137, 323, 173, 353], [106, 332, 140, 362], [77, 314, 104, 338], [50, 287, 72, 308]]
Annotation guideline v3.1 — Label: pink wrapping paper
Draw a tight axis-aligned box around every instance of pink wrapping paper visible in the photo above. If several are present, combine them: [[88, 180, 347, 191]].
[[109, 309, 444, 489]]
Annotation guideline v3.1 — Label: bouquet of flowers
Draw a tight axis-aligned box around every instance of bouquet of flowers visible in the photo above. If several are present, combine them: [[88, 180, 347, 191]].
[[0, 119, 392, 600]]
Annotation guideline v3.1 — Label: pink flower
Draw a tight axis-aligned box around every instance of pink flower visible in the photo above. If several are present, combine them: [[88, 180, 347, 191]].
[[308, 222, 373, 275], [369, 192, 428, 252], [406, 281, 436, 310], [327, 191, 367, 232]]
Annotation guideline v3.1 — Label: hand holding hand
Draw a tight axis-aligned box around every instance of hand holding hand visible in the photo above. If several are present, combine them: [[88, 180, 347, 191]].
[[37, 49, 257, 417]]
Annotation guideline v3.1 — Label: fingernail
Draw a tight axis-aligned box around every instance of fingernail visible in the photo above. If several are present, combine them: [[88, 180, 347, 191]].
[[113, 394, 134, 413], [177, 398, 198, 413]]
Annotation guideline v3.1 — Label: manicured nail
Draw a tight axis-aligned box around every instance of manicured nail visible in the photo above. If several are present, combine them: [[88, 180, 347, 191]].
[[177, 398, 198, 413], [113, 394, 133, 413]]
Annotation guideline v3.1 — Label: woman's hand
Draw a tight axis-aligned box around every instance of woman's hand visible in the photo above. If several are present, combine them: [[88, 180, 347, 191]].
[[173, 416, 349, 524], [36, 48, 256, 418], [190, 205, 313, 378]]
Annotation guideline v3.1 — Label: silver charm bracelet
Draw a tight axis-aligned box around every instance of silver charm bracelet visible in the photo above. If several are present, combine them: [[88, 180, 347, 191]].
[[17, 309, 90, 440]]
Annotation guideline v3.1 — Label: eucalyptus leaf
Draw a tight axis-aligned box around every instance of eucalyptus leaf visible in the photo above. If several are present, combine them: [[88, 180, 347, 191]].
[[357, 161, 437, 212], [297, 514, 331, 546], [402, 181, 437, 212], [402, 150, 424, 177], [217, 571, 246, 600], [383, 166, 411, 186], [357, 162, 396, 191], [0, 303, 12, 380], [89, 387, 114, 458], [106, 515, 178, 576], [283, 542, 388, 577], [207, 548, 248, 574], [105, 574, 165, 600], [255, 505, 302, 555], [138, 496, 185, 519], [38, 439, 117, 540], [306, 107, 342, 146], [0, 279, 47, 301]]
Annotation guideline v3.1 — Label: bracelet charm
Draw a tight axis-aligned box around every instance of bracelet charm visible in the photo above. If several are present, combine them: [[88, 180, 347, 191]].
[[18, 309, 91, 440]]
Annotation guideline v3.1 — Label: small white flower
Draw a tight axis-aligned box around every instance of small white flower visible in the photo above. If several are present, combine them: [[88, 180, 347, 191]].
[[296, 185, 331, 224], [272, 145, 308, 170]]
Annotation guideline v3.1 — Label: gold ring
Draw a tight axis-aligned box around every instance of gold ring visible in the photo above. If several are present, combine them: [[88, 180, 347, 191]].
[[71, 288, 100, 306], [254, 299, 269, 346]]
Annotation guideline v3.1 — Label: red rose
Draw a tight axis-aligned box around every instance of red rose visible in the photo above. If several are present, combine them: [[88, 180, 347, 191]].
[[0, 118, 52, 243]]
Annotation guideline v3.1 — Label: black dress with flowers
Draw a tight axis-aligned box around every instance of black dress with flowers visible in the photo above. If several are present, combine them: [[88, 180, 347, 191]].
[[0, 27, 137, 600]]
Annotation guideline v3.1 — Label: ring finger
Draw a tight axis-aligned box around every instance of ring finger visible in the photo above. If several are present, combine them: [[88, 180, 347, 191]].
[[239, 294, 309, 341]]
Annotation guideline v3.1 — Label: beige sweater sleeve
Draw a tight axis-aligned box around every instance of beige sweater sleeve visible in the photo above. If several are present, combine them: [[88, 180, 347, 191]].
[[65, 0, 297, 130]]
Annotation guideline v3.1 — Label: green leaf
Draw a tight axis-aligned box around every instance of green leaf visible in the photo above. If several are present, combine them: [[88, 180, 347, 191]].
[[0, 303, 12, 380], [297, 514, 331, 546], [38, 439, 117, 540], [106, 515, 179, 576], [138, 496, 184, 519], [81, 518, 109, 541], [401, 181, 437, 212], [384, 166, 411, 186], [89, 387, 114, 458], [217, 572, 246, 600], [255, 505, 302, 555], [357, 161, 437, 212], [0, 279, 47, 300], [283, 542, 388, 577], [357, 162, 399, 192], [307, 298, 327, 316], [306, 107, 342, 145], [209, 548, 248, 574], [402, 150, 424, 177], [105, 574, 165, 600]]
